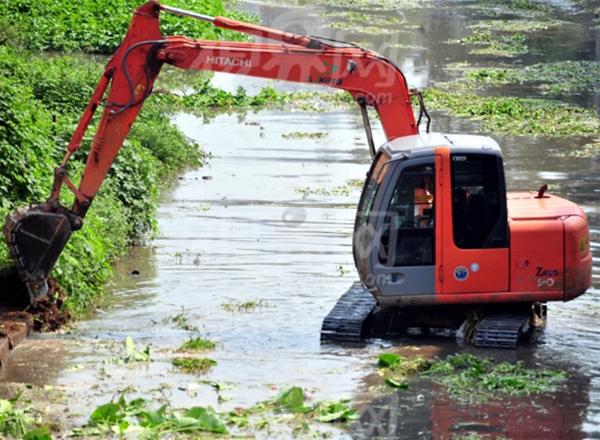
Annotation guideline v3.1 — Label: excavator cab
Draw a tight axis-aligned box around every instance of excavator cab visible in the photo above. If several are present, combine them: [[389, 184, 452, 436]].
[[353, 131, 590, 311], [354, 133, 513, 306]]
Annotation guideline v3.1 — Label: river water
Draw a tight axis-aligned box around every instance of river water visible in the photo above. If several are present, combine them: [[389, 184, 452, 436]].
[[1, 0, 600, 438]]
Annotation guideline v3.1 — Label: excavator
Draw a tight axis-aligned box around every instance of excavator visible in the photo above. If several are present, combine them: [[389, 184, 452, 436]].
[[2, 1, 592, 348]]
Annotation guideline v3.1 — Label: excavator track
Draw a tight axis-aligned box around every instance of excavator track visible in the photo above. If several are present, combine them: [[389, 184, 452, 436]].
[[321, 282, 376, 342], [474, 310, 531, 349]]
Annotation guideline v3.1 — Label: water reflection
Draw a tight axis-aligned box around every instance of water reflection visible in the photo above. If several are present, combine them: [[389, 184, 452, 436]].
[[350, 376, 589, 439]]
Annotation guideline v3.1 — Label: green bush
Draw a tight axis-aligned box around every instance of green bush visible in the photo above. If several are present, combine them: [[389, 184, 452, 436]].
[[129, 101, 202, 174], [0, 0, 257, 54], [0, 48, 201, 314], [0, 76, 55, 209], [0, 0, 265, 315]]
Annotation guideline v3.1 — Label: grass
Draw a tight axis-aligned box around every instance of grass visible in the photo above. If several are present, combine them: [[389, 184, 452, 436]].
[[319, 10, 404, 31], [0, 391, 58, 439], [320, 0, 427, 10], [422, 88, 600, 137], [84, 396, 227, 435], [2, 368, 571, 437], [455, 32, 528, 57], [65, 387, 359, 437], [282, 132, 329, 140], [295, 179, 365, 199], [451, 2, 559, 58], [501, 0, 549, 12], [448, 61, 600, 96], [178, 336, 217, 352], [0, 46, 203, 315], [469, 19, 558, 32], [162, 310, 200, 332], [0, 398, 35, 438], [387, 43, 425, 49], [377, 352, 567, 401], [479, 0, 550, 16], [221, 299, 267, 312], [172, 357, 217, 374], [154, 79, 354, 111], [0, 0, 260, 317], [550, 140, 600, 158]]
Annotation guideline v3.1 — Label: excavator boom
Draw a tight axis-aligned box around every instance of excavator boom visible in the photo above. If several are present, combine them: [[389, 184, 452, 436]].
[[2, 0, 420, 302]]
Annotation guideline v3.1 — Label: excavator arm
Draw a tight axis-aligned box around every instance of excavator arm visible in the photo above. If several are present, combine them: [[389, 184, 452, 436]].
[[2, 0, 420, 302]]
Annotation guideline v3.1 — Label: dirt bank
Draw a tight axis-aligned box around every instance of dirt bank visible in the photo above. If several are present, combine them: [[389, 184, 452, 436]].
[[0, 273, 70, 333]]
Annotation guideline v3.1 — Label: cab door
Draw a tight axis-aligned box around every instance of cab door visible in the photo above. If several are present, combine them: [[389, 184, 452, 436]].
[[362, 157, 439, 299], [438, 149, 509, 295]]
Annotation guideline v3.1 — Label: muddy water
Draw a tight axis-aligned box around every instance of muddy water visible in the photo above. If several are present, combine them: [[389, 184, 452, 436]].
[[1, 0, 600, 438]]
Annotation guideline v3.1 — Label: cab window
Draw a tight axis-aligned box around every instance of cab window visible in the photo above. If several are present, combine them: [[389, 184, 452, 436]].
[[379, 164, 435, 267], [451, 154, 506, 249], [354, 153, 390, 269]]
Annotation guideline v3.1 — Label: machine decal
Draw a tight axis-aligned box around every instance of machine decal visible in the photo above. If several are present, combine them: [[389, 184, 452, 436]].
[[205, 56, 252, 67], [470, 263, 480, 272], [307, 76, 343, 85], [579, 235, 589, 253], [536, 267, 558, 288], [538, 277, 555, 287], [307, 61, 342, 85], [535, 267, 558, 277], [313, 61, 338, 76], [454, 266, 469, 281], [134, 83, 146, 98]]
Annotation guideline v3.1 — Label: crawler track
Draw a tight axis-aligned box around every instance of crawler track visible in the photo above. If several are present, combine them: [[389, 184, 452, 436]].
[[320, 282, 376, 342], [474, 311, 531, 349]]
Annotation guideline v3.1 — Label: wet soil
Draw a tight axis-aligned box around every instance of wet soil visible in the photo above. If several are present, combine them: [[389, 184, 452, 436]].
[[0, 273, 70, 333]]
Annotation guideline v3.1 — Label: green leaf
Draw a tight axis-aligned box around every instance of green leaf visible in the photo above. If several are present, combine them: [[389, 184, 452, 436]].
[[314, 400, 360, 423], [90, 402, 121, 425], [0, 400, 13, 415], [8, 390, 23, 405], [118, 420, 129, 434], [138, 404, 167, 428], [125, 335, 135, 357], [67, 364, 85, 370], [124, 336, 151, 362], [185, 406, 228, 434], [23, 427, 52, 440], [385, 378, 409, 389], [168, 413, 202, 430], [378, 353, 401, 367], [273, 387, 310, 413]]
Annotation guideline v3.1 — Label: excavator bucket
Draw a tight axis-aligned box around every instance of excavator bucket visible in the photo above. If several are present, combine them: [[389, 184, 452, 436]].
[[2, 204, 75, 303]]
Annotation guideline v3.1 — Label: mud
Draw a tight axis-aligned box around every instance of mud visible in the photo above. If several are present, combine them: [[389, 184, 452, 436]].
[[0, 273, 70, 333]]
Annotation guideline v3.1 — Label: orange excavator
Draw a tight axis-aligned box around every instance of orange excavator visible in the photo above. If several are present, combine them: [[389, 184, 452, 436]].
[[2, 1, 592, 347]]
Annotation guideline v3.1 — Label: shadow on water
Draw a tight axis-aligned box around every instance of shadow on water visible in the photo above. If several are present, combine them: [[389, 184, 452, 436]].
[[0, 0, 599, 437]]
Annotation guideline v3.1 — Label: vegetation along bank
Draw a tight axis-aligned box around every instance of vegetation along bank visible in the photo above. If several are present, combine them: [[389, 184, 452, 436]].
[[0, 0, 256, 320]]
